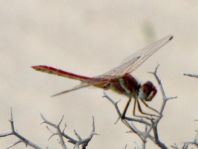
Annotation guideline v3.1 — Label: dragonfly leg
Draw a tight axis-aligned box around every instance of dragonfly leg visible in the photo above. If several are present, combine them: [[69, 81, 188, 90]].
[[132, 98, 150, 120], [136, 99, 158, 118], [126, 97, 155, 120], [132, 97, 137, 117], [122, 97, 157, 120], [140, 100, 160, 115], [121, 97, 132, 119]]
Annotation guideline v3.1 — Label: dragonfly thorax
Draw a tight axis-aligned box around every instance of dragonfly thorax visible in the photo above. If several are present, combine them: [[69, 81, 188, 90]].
[[109, 73, 140, 97], [109, 73, 157, 102]]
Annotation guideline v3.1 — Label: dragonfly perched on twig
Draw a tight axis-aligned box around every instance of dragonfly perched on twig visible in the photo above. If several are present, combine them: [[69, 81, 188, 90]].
[[32, 35, 173, 118]]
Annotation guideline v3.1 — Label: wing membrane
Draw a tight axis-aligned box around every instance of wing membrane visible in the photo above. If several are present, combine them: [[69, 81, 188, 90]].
[[99, 35, 173, 78], [51, 83, 90, 97]]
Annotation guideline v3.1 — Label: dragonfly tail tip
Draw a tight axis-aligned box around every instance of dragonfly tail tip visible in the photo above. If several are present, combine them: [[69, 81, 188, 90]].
[[169, 35, 174, 40]]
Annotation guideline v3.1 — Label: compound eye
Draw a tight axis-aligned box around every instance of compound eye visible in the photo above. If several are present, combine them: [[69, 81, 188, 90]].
[[143, 86, 149, 94], [145, 90, 155, 101], [138, 81, 156, 101]]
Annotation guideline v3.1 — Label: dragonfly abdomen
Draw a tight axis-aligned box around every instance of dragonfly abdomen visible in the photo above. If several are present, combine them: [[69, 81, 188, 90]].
[[32, 65, 91, 81]]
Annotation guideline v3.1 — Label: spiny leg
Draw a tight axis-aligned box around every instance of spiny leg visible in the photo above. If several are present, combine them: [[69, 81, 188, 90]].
[[140, 100, 160, 115], [132, 98, 152, 120], [119, 78, 133, 119], [132, 97, 137, 117], [136, 99, 158, 118], [121, 97, 132, 119]]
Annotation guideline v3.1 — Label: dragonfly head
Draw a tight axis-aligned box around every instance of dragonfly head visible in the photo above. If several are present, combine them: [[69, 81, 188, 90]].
[[138, 81, 157, 101]]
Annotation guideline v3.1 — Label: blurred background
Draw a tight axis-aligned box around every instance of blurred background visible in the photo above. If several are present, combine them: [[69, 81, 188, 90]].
[[0, 0, 198, 148]]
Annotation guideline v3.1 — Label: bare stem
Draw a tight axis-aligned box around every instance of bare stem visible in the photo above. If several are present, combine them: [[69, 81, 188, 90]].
[[0, 108, 43, 149], [41, 114, 97, 149]]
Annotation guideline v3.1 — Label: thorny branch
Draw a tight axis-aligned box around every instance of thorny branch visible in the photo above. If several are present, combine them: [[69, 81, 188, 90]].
[[41, 114, 67, 149], [41, 114, 97, 149], [171, 130, 198, 149], [177, 72, 198, 149], [103, 65, 177, 149], [183, 130, 198, 148], [0, 109, 96, 149], [0, 108, 42, 149]]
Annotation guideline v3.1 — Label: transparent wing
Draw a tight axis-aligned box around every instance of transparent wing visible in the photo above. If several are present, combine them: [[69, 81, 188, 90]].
[[99, 35, 173, 78], [51, 83, 90, 97], [51, 78, 109, 97]]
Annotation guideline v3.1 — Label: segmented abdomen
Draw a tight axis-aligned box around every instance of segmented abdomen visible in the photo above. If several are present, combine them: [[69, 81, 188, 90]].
[[32, 65, 91, 81]]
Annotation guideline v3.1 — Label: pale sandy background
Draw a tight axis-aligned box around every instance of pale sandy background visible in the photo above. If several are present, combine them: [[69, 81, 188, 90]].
[[0, 0, 198, 148]]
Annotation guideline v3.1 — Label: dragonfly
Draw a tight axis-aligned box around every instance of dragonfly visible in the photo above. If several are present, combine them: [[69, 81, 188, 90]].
[[32, 35, 173, 118]]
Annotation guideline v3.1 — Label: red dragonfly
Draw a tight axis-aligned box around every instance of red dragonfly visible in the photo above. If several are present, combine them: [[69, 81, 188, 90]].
[[32, 35, 173, 118]]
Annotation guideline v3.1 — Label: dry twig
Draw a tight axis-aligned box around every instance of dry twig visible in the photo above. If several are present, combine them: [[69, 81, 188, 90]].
[[171, 130, 198, 149], [0, 109, 96, 149], [0, 108, 42, 149], [41, 114, 97, 149]]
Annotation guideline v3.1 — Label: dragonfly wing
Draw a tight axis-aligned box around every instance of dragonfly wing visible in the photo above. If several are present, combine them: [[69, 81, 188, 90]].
[[98, 56, 140, 78], [51, 83, 90, 97], [99, 35, 173, 78]]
